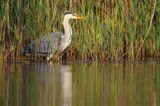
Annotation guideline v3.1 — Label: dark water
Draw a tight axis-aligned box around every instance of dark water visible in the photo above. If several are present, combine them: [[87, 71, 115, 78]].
[[0, 62, 160, 106]]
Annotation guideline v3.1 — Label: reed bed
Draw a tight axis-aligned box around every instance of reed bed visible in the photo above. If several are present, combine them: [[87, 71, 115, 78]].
[[0, 0, 160, 61]]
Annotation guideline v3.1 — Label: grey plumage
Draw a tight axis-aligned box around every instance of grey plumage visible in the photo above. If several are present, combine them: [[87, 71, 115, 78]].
[[22, 32, 64, 56], [38, 32, 64, 54]]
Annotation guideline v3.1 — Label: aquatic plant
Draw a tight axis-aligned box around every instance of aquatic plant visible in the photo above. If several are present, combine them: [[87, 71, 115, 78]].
[[0, 0, 159, 61]]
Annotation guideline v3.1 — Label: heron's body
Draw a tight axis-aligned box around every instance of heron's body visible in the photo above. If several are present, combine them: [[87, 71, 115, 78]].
[[22, 12, 85, 60]]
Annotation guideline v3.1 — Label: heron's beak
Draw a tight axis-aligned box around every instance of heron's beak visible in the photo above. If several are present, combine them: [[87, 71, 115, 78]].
[[73, 16, 87, 19]]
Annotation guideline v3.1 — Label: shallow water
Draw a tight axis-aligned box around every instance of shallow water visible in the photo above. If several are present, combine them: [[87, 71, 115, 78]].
[[0, 62, 160, 106]]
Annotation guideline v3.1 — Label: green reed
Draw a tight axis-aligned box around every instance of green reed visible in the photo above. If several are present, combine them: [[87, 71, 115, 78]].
[[0, 0, 160, 61]]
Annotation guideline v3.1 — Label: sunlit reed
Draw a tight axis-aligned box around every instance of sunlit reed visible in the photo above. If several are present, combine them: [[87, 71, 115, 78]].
[[0, 0, 159, 61]]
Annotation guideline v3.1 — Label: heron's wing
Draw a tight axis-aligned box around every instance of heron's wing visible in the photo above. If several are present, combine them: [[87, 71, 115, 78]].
[[38, 32, 64, 54]]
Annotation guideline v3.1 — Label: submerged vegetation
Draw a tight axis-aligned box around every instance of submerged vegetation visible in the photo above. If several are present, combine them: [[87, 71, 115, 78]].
[[0, 0, 160, 61]]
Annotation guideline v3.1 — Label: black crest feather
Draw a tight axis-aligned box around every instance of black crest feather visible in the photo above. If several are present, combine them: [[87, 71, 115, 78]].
[[64, 11, 74, 15]]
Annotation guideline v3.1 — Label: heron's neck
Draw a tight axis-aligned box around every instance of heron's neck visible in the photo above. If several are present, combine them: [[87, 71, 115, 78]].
[[63, 19, 72, 40]]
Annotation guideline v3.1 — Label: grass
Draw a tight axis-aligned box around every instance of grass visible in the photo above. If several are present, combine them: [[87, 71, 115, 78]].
[[0, 0, 160, 61]]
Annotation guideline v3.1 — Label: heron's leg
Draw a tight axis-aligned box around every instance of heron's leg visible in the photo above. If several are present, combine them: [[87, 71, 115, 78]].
[[47, 54, 53, 61], [47, 54, 60, 61]]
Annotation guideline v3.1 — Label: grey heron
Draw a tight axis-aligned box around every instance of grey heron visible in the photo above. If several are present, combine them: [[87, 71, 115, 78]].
[[22, 11, 86, 61]]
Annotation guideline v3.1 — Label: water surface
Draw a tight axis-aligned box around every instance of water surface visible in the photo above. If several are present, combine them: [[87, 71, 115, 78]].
[[0, 62, 160, 106]]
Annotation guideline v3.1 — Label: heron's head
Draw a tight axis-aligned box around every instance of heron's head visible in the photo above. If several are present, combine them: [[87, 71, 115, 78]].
[[64, 11, 87, 20]]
